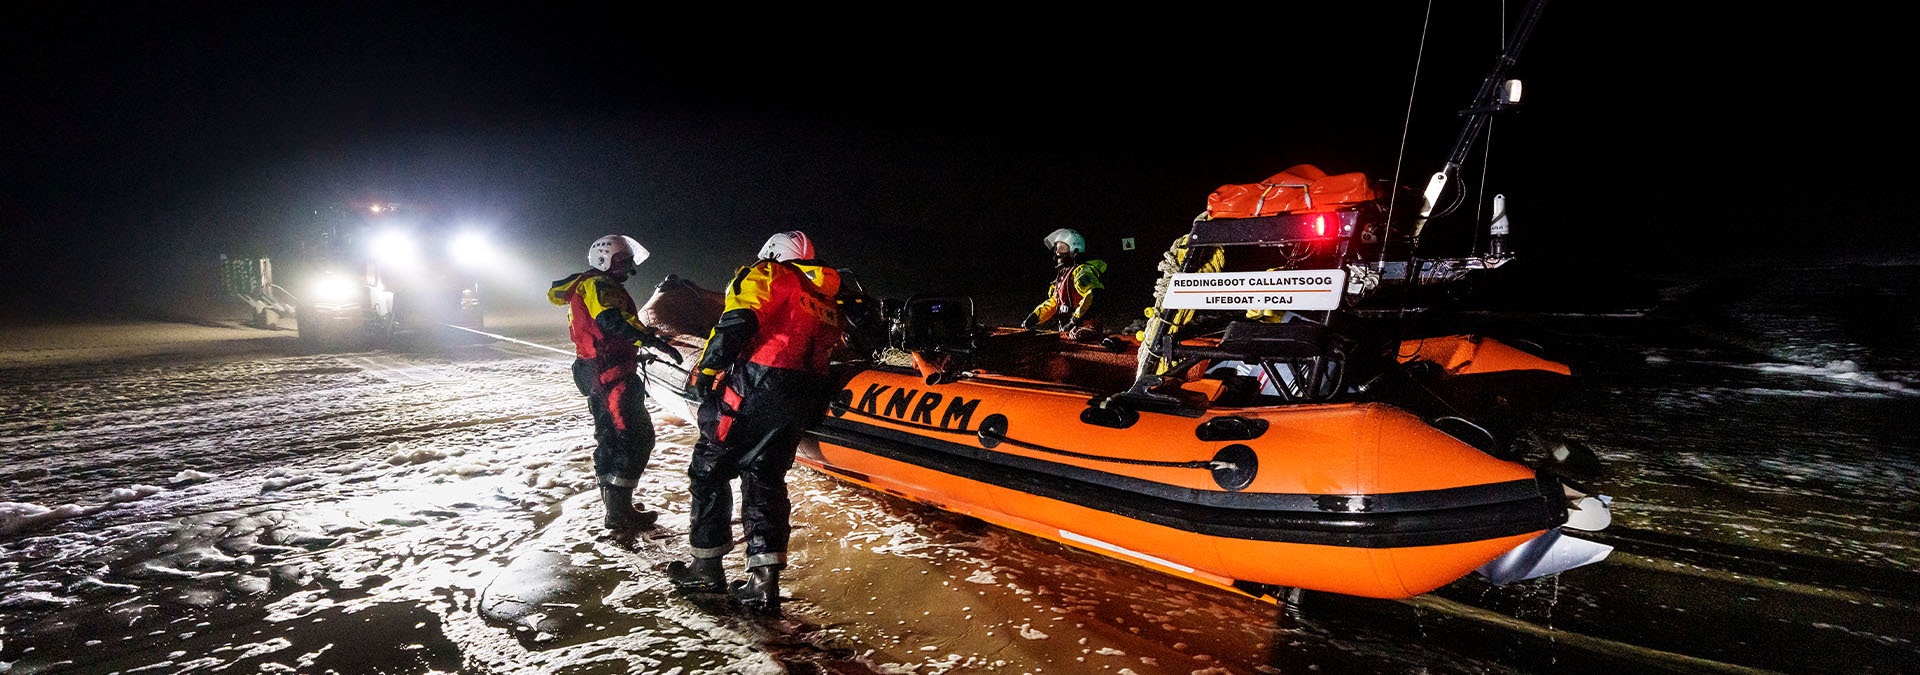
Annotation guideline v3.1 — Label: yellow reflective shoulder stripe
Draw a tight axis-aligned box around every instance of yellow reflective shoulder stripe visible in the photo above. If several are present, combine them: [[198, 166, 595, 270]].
[[581, 276, 619, 317], [724, 263, 774, 313]]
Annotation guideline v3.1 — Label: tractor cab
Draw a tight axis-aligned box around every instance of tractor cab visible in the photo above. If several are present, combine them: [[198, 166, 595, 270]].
[[224, 199, 490, 352]]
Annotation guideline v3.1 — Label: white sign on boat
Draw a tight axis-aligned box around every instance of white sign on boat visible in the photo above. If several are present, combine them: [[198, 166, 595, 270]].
[[1161, 269, 1347, 311]]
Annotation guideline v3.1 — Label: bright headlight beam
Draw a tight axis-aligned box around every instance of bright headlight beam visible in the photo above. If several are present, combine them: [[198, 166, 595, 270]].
[[371, 229, 418, 266], [311, 272, 356, 303], [451, 231, 495, 268]]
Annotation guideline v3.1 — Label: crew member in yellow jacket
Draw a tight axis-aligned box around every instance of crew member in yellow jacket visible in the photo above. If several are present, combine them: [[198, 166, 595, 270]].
[[668, 231, 843, 615], [547, 234, 682, 535], [1020, 228, 1107, 342]]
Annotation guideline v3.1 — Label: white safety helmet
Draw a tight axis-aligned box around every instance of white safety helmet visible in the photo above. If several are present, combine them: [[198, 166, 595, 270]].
[[587, 234, 649, 275], [1042, 228, 1085, 254], [757, 230, 816, 262]]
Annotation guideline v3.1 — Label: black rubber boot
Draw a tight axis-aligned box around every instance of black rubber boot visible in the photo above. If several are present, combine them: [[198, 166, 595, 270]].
[[667, 556, 726, 593], [600, 483, 658, 531], [730, 564, 781, 614]]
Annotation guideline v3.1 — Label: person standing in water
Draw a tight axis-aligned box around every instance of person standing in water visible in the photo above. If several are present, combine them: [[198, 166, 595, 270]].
[[667, 231, 843, 614], [547, 234, 682, 538]]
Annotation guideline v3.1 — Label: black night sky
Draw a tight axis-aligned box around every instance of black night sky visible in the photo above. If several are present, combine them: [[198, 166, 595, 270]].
[[4, 2, 1912, 323]]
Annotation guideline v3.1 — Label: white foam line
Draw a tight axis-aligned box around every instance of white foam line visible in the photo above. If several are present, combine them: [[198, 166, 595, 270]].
[[444, 324, 574, 357], [1059, 529, 1194, 574]]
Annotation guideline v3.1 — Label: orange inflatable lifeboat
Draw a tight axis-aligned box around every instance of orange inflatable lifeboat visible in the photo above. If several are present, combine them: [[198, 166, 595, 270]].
[[796, 301, 1612, 600], [638, 185, 1616, 601]]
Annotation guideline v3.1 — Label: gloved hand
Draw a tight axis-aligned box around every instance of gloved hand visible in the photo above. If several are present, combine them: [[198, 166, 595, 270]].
[[640, 332, 683, 364], [1019, 313, 1040, 330], [691, 368, 720, 397]]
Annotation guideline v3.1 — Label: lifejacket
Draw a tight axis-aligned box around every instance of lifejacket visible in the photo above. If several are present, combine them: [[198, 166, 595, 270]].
[[1031, 259, 1106, 325], [548, 270, 645, 387], [698, 260, 843, 378]]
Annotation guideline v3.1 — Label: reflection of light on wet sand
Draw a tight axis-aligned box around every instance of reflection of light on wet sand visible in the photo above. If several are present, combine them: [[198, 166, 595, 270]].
[[781, 470, 1301, 673], [0, 324, 1460, 675]]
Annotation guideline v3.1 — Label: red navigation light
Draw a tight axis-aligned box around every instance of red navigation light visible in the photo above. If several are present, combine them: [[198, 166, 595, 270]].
[[1313, 214, 1327, 237]]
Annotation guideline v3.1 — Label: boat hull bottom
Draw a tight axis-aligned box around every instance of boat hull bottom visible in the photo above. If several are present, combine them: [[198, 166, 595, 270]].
[[800, 442, 1546, 600], [1474, 527, 1615, 586]]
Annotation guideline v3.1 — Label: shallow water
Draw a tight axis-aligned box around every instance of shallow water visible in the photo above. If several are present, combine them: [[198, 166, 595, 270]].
[[1, 264, 1916, 674]]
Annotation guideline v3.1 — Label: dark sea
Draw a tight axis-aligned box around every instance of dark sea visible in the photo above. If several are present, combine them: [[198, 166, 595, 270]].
[[0, 261, 1914, 674]]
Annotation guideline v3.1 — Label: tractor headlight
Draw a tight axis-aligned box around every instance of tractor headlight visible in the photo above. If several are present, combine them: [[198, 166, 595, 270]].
[[370, 229, 418, 267], [310, 272, 357, 303], [450, 230, 496, 269]]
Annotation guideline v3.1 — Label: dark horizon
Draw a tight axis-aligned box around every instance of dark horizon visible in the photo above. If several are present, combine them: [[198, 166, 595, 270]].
[[5, 3, 1913, 324]]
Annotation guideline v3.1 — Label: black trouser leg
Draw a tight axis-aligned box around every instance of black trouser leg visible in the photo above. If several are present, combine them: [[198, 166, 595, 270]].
[[589, 376, 655, 485], [689, 394, 741, 558], [590, 376, 657, 530], [739, 424, 801, 567], [686, 436, 737, 557]]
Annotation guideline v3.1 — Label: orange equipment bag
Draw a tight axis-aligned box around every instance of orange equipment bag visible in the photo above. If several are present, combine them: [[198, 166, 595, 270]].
[[1204, 164, 1376, 218]]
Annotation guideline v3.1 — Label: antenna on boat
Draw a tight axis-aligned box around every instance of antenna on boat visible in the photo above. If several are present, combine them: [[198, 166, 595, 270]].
[[1409, 0, 1550, 242]]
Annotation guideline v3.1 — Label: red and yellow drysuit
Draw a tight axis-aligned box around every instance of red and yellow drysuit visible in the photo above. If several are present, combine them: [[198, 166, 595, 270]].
[[548, 269, 673, 488], [1025, 258, 1107, 337], [686, 259, 843, 569]]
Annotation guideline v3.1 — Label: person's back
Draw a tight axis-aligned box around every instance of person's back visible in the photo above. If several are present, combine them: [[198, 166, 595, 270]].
[[725, 258, 842, 378], [671, 230, 842, 614]]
